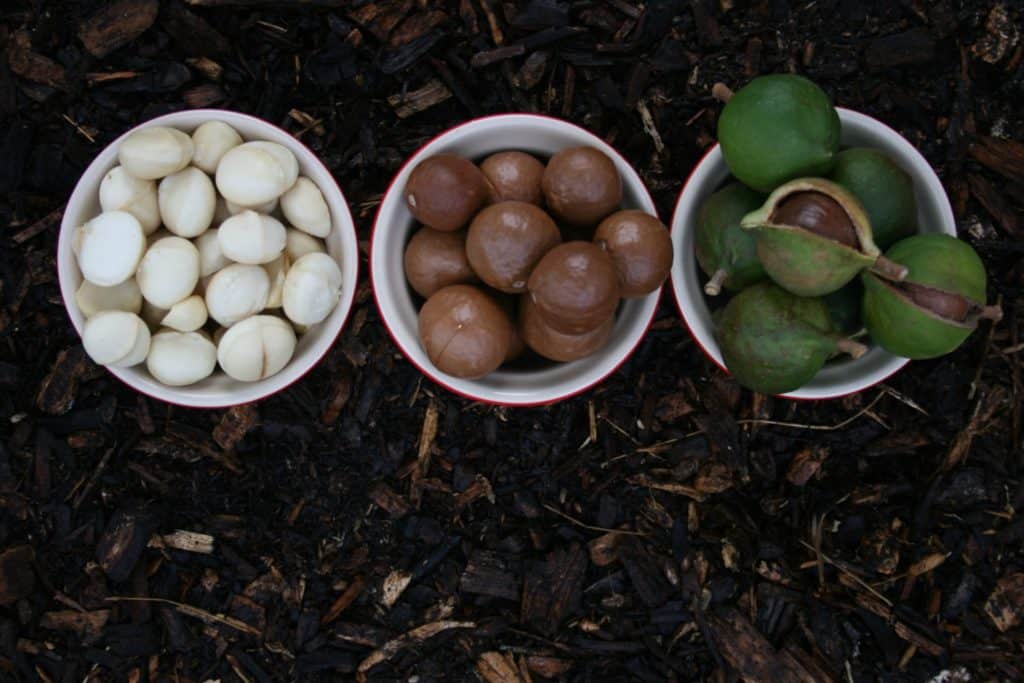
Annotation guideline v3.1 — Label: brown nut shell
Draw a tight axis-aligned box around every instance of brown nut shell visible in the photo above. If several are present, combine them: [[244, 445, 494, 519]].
[[480, 151, 545, 205], [466, 201, 561, 293], [405, 154, 489, 231], [418, 285, 511, 379], [404, 227, 477, 298], [520, 295, 613, 362], [527, 241, 621, 334], [594, 210, 673, 297], [541, 147, 622, 227]]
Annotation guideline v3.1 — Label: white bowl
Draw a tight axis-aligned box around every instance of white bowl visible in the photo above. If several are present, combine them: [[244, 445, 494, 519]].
[[371, 114, 661, 406], [670, 108, 957, 400], [58, 109, 359, 408]]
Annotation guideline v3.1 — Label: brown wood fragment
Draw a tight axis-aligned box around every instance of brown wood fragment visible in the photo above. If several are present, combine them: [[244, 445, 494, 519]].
[[865, 28, 936, 71], [694, 463, 733, 494], [381, 569, 412, 608], [0, 546, 35, 606], [36, 345, 91, 416], [984, 572, 1024, 632], [388, 79, 453, 119], [213, 404, 259, 452], [968, 136, 1024, 184], [476, 651, 526, 683], [627, 474, 707, 501], [477, 0, 504, 46], [521, 543, 586, 637], [7, 33, 69, 91], [357, 620, 476, 681], [708, 607, 817, 683], [39, 610, 111, 644], [526, 656, 573, 677], [619, 539, 671, 607], [513, 51, 548, 91], [971, 4, 1019, 64], [459, 550, 519, 601], [968, 174, 1022, 236], [187, 57, 224, 81], [347, 0, 415, 42], [389, 10, 448, 47], [11, 206, 62, 244], [228, 594, 266, 635], [411, 400, 439, 505], [939, 387, 1006, 473], [162, 0, 232, 57], [322, 576, 365, 626], [588, 532, 622, 567], [154, 530, 215, 554], [96, 509, 151, 582], [785, 445, 829, 486], [655, 393, 695, 422], [368, 482, 411, 519], [454, 474, 494, 512], [471, 45, 526, 69], [320, 364, 353, 424], [78, 0, 160, 58], [183, 84, 226, 108]]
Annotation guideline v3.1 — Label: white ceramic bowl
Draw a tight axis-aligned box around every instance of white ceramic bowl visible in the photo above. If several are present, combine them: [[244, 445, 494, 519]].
[[58, 109, 359, 408], [371, 114, 661, 406], [670, 108, 956, 400]]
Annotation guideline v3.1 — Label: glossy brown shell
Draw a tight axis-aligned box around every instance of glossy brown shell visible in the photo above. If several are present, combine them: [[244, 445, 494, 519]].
[[418, 285, 512, 379], [527, 241, 621, 334], [466, 201, 561, 293], [541, 147, 622, 227], [519, 295, 613, 362], [403, 227, 477, 298], [594, 210, 673, 298], [404, 154, 489, 231], [480, 151, 545, 205]]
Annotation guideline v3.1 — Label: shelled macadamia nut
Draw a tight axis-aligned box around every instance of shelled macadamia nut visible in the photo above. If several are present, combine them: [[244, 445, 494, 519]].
[[146, 330, 217, 386], [118, 126, 194, 180], [99, 166, 160, 234], [160, 295, 208, 332], [282, 252, 342, 326], [82, 311, 151, 368], [280, 177, 331, 237], [195, 230, 230, 278], [75, 211, 146, 286], [204, 263, 270, 327], [158, 167, 217, 237], [217, 210, 286, 265], [216, 142, 290, 206], [285, 228, 326, 262], [217, 315, 297, 381], [136, 236, 200, 309], [191, 120, 242, 174]]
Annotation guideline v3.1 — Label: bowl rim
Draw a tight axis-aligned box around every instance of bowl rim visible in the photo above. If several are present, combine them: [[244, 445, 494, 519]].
[[669, 107, 955, 401], [369, 112, 661, 407], [57, 108, 360, 409]]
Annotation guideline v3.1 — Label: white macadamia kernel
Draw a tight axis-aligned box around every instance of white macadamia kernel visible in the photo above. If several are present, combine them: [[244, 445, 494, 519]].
[[75, 211, 146, 286], [226, 197, 278, 215], [217, 315, 296, 381], [282, 252, 342, 326], [158, 167, 216, 237], [99, 166, 160, 234], [204, 263, 270, 327], [263, 254, 290, 308], [285, 228, 326, 262], [146, 330, 217, 386], [280, 177, 331, 237], [82, 311, 151, 368], [191, 121, 242, 174], [195, 230, 230, 278], [217, 210, 286, 264], [75, 279, 142, 318], [215, 142, 289, 206], [244, 141, 299, 191], [137, 236, 200, 309], [161, 295, 208, 332], [118, 126, 193, 180]]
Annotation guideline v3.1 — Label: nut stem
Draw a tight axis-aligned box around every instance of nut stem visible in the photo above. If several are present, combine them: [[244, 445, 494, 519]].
[[871, 255, 909, 282], [704, 268, 728, 296], [711, 82, 734, 103], [979, 304, 1003, 322], [836, 338, 868, 359]]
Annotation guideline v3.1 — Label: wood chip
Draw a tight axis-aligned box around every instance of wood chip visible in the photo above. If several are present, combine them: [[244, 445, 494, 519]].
[[968, 136, 1024, 184], [708, 607, 817, 682], [785, 445, 829, 486], [78, 0, 159, 58], [39, 610, 111, 644], [213, 403, 259, 452], [411, 400, 439, 504], [983, 572, 1024, 632], [627, 474, 707, 501], [0, 546, 35, 606], [96, 509, 152, 582], [35, 345, 91, 415], [357, 620, 475, 681], [368, 482, 411, 519], [388, 79, 453, 118], [155, 530, 215, 554], [521, 543, 586, 637], [322, 576, 365, 626], [459, 550, 519, 601], [7, 32, 69, 91], [380, 569, 412, 608], [476, 651, 526, 683]]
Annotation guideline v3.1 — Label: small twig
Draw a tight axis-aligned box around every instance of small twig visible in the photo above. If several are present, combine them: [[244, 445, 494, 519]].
[[62, 114, 96, 143], [105, 596, 261, 636], [797, 540, 892, 607], [542, 503, 647, 536], [737, 391, 886, 431]]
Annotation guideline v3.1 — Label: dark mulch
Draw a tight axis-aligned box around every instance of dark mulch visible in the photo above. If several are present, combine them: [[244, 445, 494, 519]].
[[1, 1, 1022, 681]]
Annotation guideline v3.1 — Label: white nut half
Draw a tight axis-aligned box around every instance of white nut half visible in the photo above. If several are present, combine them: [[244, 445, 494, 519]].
[[82, 310, 150, 368], [285, 228, 326, 262], [244, 141, 299, 191], [136, 236, 200, 309], [161, 295, 208, 332], [99, 166, 160, 234], [195, 230, 230, 278], [75, 278, 142, 318], [215, 142, 289, 206], [217, 314, 296, 382], [118, 126, 194, 180], [217, 210, 286, 265], [146, 330, 217, 386], [204, 263, 269, 327], [191, 120, 242, 174], [158, 167, 216, 237], [75, 211, 146, 286], [280, 177, 331, 237], [263, 253, 289, 309], [282, 252, 342, 326], [226, 196, 278, 215]]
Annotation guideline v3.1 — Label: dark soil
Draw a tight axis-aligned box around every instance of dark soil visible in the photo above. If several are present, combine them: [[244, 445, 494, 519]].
[[2, 1, 1023, 681]]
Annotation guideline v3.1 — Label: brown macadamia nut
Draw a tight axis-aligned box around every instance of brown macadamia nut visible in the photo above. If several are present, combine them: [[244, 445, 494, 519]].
[[594, 210, 673, 297], [520, 295, 613, 362], [404, 227, 478, 298], [405, 155, 489, 231], [466, 201, 561, 293], [541, 147, 622, 227], [418, 285, 512, 379], [480, 151, 545, 205], [527, 241, 621, 334]]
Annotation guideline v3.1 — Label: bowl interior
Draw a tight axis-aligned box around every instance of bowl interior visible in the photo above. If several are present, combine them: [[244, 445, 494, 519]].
[[372, 114, 661, 406], [670, 108, 956, 400], [58, 110, 360, 408]]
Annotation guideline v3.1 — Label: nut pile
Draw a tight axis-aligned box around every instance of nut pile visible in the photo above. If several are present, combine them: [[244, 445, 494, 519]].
[[698, 75, 1002, 394], [73, 121, 342, 387], [403, 147, 672, 380]]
